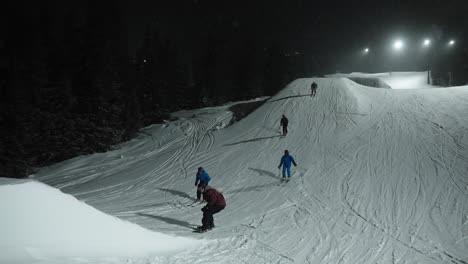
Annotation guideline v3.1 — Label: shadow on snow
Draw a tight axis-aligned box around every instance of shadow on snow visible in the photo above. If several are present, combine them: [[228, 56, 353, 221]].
[[267, 94, 312, 103], [137, 213, 197, 229], [155, 188, 195, 201], [223, 135, 282, 147], [225, 168, 282, 193], [226, 182, 279, 194], [249, 167, 281, 180]]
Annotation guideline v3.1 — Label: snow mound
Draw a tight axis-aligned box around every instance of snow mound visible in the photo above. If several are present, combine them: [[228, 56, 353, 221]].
[[378, 72, 434, 89], [0, 178, 199, 263], [328, 71, 434, 89], [346, 76, 391, 89]]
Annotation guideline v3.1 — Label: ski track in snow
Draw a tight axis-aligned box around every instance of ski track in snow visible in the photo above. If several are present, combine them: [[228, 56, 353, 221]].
[[31, 73, 468, 264]]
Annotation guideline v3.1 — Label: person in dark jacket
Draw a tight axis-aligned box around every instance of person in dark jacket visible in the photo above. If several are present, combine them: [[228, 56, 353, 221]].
[[197, 185, 226, 231], [280, 115, 289, 136], [195, 167, 211, 201], [311, 82, 318, 97], [278, 150, 297, 179]]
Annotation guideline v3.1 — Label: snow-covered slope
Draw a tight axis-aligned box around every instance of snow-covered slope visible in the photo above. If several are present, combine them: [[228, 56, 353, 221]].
[[330, 71, 435, 89], [0, 178, 199, 264], [3, 72, 467, 264]]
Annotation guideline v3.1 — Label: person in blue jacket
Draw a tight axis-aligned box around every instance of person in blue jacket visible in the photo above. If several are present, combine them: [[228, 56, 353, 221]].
[[278, 150, 297, 179], [195, 167, 211, 201]]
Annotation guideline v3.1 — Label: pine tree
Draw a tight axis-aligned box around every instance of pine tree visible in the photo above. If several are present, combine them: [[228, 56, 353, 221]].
[[200, 34, 218, 106], [122, 61, 142, 140], [136, 23, 166, 124], [263, 43, 286, 96], [234, 40, 264, 100], [173, 53, 191, 110]]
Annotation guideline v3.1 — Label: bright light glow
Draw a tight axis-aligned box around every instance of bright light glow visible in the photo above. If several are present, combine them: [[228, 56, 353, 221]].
[[393, 39, 404, 50], [449, 40, 455, 46], [364, 48, 369, 53], [423, 39, 431, 47]]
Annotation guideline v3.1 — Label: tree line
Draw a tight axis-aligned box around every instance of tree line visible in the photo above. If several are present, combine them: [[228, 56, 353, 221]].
[[0, 3, 306, 177]]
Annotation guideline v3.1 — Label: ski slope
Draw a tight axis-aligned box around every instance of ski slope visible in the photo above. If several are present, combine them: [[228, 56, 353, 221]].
[[0, 179, 200, 263], [2, 72, 467, 264]]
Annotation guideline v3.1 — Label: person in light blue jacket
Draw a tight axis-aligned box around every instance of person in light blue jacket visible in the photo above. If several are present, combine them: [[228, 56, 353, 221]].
[[195, 167, 211, 201], [278, 150, 297, 179]]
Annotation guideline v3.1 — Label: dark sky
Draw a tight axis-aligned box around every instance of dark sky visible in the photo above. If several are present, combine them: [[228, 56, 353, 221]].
[[116, 0, 467, 71], [5, 0, 467, 72], [119, 1, 467, 45]]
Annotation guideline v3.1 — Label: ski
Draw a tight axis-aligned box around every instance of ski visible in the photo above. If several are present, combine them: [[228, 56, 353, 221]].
[[278, 177, 292, 185], [277, 178, 288, 186]]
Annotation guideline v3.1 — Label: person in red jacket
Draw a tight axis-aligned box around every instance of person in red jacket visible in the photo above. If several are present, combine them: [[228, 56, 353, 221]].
[[196, 185, 226, 231]]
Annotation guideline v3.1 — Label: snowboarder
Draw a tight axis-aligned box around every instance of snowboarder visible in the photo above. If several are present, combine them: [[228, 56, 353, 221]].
[[280, 114, 289, 136], [196, 185, 226, 232], [311, 82, 318, 97], [278, 150, 297, 180], [195, 167, 211, 201]]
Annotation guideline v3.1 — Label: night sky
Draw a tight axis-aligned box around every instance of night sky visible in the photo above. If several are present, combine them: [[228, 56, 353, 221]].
[[116, 0, 468, 71], [4, 0, 468, 72]]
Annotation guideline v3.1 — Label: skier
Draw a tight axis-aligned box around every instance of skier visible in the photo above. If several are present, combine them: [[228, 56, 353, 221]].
[[196, 185, 226, 232], [311, 82, 318, 97], [278, 150, 297, 180], [195, 167, 211, 201], [280, 114, 289, 136]]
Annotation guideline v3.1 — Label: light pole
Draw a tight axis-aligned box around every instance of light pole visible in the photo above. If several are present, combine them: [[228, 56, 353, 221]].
[[390, 39, 405, 74], [422, 38, 432, 84], [362, 48, 370, 71], [447, 39, 456, 86]]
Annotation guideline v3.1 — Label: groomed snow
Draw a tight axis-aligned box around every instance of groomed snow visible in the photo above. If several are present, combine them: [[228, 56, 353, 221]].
[[329, 71, 436, 89], [0, 178, 200, 264], [2, 71, 467, 264]]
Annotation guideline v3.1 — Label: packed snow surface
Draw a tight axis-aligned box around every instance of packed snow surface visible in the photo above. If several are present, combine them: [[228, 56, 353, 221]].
[[2, 72, 467, 263], [330, 71, 436, 89], [0, 178, 199, 264]]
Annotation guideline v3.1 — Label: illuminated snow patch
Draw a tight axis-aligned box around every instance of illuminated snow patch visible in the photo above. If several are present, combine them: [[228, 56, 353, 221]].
[[0, 179, 199, 263]]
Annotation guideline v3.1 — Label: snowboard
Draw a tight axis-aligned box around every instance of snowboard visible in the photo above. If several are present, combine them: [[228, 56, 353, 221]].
[[192, 226, 213, 233]]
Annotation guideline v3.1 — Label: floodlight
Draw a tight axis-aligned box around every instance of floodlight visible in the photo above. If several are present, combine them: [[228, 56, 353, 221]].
[[393, 39, 404, 50], [423, 39, 431, 47]]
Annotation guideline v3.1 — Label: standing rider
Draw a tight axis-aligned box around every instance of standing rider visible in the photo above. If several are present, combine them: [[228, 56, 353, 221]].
[[195, 167, 211, 201], [280, 115, 289, 136], [278, 150, 297, 180], [311, 81, 318, 97]]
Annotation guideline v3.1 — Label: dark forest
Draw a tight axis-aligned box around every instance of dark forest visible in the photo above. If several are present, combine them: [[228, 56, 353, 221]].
[[0, 2, 306, 177]]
